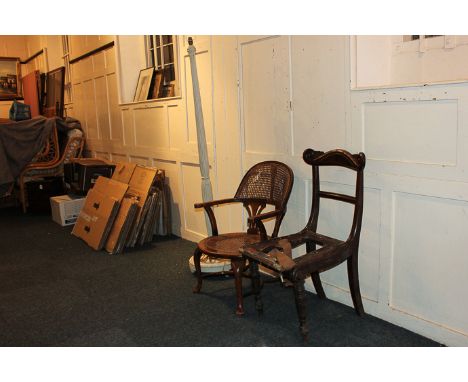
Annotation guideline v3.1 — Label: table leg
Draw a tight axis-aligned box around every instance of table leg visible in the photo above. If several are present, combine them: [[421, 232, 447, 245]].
[[231, 258, 245, 316]]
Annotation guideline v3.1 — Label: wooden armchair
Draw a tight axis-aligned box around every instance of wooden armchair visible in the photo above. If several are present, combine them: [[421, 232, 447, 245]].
[[193, 161, 294, 315], [241, 148, 366, 339]]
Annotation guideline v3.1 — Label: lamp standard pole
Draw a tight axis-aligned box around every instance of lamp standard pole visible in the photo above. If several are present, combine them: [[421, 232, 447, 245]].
[[187, 36, 213, 234]]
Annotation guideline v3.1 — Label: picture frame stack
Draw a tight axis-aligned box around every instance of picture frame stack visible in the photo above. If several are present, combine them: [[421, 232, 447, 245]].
[[133, 67, 174, 102]]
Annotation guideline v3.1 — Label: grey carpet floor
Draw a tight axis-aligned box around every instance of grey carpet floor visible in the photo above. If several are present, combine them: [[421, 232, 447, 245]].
[[0, 207, 441, 346]]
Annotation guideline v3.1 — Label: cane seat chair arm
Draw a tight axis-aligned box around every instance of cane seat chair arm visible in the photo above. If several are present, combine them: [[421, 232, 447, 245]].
[[194, 197, 273, 209], [247, 208, 285, 224], [247, 208, 286, 240], [194, 196, 283, 238], [194, 197, 237, 209], [194, 198, 238, 236]]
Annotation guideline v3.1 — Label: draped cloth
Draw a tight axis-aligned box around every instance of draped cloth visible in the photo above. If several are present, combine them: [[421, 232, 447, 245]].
[[0, 116, 82, 196]]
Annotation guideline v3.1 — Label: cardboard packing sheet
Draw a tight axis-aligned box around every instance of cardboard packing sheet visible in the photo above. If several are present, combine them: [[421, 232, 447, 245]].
[[92, 176, 128, 201], [105, 196, 139, 254], [105, 164, 158, 251], [71, 189, 120, 250], [112, 162, 137, 184], [72, 176, 129, 250], [125, 166, 159, 246], [71, 161, 166, 254]]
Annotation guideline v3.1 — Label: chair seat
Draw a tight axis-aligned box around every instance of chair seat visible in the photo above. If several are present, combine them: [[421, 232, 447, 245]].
[[198, 232, 262, 260]]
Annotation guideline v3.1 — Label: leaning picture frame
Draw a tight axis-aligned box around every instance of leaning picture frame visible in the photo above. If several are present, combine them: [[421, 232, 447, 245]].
[[133, 67, 154, 102], [0, 57, 22, 100], [149, 69, 164, 99]]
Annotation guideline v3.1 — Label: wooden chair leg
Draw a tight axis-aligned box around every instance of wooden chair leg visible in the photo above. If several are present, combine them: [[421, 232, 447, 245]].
[[347, 252, 365, 316], [192, 248, 203, 293], [306, 242, 326, 298], [231, 258, 245, 316], [19, 180, 27, 213], [293, 279, 309, 341], [250, 261, 263, 313], [311, 272, 326, 299]]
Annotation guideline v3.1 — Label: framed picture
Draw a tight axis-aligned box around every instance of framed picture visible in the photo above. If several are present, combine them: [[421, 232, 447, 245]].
[[0, 57, 22, 100], [133, 67, 154, 102], [160, 83, 175, 98], [42, 66, 65, 118], [149, 69, 164, 99]]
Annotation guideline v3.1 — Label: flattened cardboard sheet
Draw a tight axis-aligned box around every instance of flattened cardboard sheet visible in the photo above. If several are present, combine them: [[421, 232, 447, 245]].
[[128, 165, 157, 193], [72, 189, 120, 250], [114, 205, 138, 254], [112, 162, 137, 184], [125, 166, 158, 246], [93, 176, 128, 201], [72, 161, 168, 253], [105, 196, 139, 254]]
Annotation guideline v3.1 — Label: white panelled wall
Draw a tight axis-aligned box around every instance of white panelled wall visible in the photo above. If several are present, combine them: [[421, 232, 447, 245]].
[[8, 35, 468, 346]]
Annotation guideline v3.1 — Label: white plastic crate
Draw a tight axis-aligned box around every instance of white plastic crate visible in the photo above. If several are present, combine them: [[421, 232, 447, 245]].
[[50, 195, 86, 226]]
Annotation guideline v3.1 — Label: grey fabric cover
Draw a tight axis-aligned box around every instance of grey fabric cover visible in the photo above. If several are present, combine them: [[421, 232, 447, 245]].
[[0, 116, 82, 196]]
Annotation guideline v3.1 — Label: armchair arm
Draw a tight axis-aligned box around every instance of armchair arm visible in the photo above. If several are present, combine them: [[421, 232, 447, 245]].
[[247, 209, 284, 224], [194, 198, 239, 236], [247, 208, 285, 240], [194, 197, 237, 209], [23, 159, 61, 171]]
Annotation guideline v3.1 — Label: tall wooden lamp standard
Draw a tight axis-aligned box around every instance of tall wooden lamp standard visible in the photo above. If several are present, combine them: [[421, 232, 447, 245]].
[[187, 37, 229, 272]]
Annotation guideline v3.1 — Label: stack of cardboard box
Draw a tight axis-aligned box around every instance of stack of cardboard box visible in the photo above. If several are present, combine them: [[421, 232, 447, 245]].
[[72, 162, 168, 254]]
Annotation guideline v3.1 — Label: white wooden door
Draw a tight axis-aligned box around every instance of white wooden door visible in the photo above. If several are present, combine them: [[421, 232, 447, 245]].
[[238, 36, 292, 234]]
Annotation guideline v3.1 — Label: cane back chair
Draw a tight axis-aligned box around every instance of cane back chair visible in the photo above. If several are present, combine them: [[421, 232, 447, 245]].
[[241, 148, 366, 339], [193, 161, 294, 315]]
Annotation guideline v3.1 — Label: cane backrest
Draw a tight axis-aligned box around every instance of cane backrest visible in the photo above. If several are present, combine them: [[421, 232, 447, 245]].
[[234, 161, 294, 237]]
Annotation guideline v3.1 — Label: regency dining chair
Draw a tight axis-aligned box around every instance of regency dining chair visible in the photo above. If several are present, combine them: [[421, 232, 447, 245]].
[[241, 148, 366, 340]]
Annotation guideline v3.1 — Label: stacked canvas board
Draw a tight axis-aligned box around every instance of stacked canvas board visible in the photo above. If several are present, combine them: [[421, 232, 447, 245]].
[[72, 161, 168, 254]]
